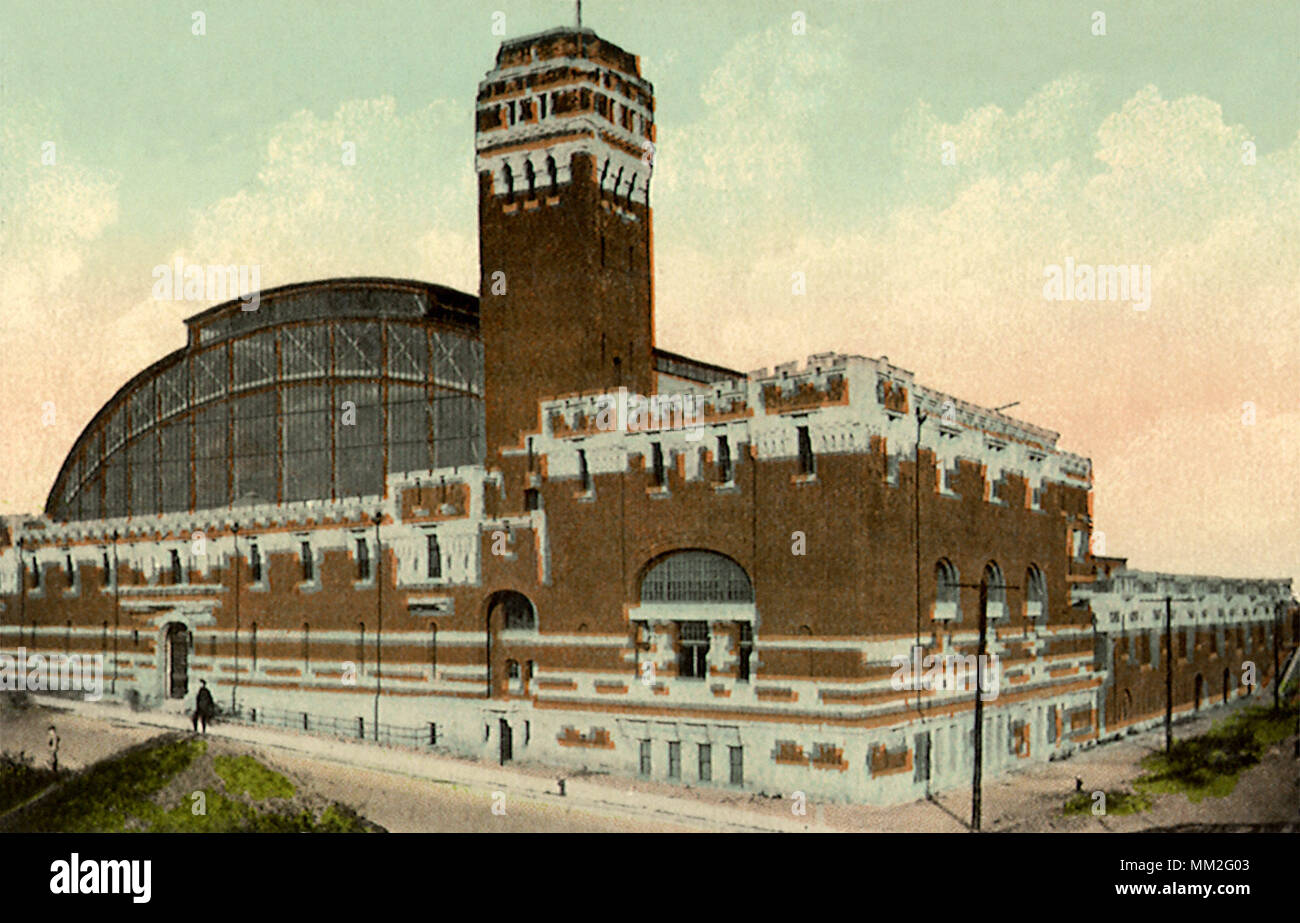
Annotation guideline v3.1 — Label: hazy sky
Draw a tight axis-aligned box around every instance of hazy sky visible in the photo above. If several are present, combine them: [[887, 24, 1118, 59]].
[[2, 0, 1297, 588]]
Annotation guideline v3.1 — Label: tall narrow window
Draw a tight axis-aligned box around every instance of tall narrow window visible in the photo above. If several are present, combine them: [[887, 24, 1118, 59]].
[[503, 163, 514, 201], [1025, 565, 1046, 619], [250, 543, 261, 582], [935, 560, 960, 621], [578, 448, 591, 492], [170, 549, 183, 585], [430, 623, 438, 678], [251, 622, 258, 670], [30, 559, 39, 589], [729, 746, 744, 785], [546, 155, 557, 192], [737, 623, 753, 681], [357, 622, 366, 673], [102, 551, 112, 586], [65, 555, 75, 587], [302, 622, 310, 670], [639, 739, 652, 776], [983, 562, 1006, 620], [677, 621, 710, 678], [651, 442, 665, 488], [698, 743, 712, 782], [300, 541, 313, 582], [356, 537, 370, 580], [426, 533, 441, 579], [525, 160, 535, 197], [668, 741, 681, 779], [539, 95, 547, 119], [717, 434, 732, 483], [797, 425, 815, 475]]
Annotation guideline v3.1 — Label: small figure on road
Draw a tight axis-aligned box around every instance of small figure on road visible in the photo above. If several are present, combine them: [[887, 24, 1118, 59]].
[[1075, 776, 1083, 792], [193, 679, 215, 734], [47, 725, 60, 772]]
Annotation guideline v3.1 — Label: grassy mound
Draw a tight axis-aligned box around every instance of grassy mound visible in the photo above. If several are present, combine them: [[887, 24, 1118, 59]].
[[2, 734, 380, 833], [0, 753, 61, 816], [1134, 695, 1297, 804]]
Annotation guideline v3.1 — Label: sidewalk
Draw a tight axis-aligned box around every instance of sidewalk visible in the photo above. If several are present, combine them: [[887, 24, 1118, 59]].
[[23, 694, 823, 833]]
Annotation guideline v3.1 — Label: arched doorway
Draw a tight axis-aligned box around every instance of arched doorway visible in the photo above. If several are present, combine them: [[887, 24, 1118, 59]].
[[164, 622, 190, 699], [484, 590, 535, 699], [1118, 688, 1132, 725], [1193, 673, 1204, 711]]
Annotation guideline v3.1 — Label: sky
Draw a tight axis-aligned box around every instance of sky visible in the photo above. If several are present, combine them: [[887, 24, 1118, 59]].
[[1, 0, 1297, 588]]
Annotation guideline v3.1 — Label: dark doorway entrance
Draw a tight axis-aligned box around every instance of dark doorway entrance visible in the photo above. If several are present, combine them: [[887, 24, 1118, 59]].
[[913, 732, 931, 783], [1222, 668, 1230, 703], [1193, 673, 1204, 711], [166, 623, 189, 699], [498, 718, 513, 764]]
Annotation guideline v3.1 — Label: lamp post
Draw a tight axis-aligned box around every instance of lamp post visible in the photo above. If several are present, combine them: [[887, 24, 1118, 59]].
[[1273, 599, 1282, 713], [17, 536, 26, 652]]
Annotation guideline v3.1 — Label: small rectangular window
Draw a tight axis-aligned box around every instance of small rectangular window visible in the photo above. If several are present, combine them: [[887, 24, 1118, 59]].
[[65, 555, 75, 587], [717, 434, 732, 483], [524, 487, 540, 511], [677, 621, 710, 678], [698, 743, 712, 782], [300, 541, 313, 582], [250, 543, 262, 582], [102, 552, 113, 586], [639, 739, 652, 777], [170, 549, 183, 585], [737, 623, 753, 682], [578, 449, 591, 492], [729, 746, 744, 785], [356, 537, 370, 580], [651, 442, 665, 487], [668, 741, 681, 779], [797, 425, 815, 475], [427, 533, 442, 579]]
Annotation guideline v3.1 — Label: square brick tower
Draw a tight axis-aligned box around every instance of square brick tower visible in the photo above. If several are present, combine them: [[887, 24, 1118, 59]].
[[476, 27, 656, 461]]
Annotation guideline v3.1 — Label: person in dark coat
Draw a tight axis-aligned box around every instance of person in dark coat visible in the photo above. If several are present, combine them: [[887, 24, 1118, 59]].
[[193, 679, 216, 734]]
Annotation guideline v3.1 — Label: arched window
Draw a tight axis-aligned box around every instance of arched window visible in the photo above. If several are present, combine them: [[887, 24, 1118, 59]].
[[490, 591, 536, 631], [983, 562, 1006, 620], [502, 163, 513, 200], [525, 160, 535, 197], [1025, 565, 1046, 620], [934, 559, 960, 621], [546, 155, 557, 192], [640, 550, 753, 603]]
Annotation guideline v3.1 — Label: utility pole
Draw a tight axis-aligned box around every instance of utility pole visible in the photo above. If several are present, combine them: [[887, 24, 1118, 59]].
[[913, 403, 927, 715], [1140, 594, 1193, 754], [954, 572, 1017, 832], [111, 531, 120, 695], [231, 523, 240, 713], [373, 511, 383, 741]]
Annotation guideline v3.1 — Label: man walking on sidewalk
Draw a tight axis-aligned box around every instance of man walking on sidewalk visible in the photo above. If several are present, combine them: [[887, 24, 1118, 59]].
[[193, 679, 215, 734]]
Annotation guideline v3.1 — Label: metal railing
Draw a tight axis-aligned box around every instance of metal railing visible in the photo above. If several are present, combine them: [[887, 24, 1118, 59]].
[[232, 705, 438, 749]]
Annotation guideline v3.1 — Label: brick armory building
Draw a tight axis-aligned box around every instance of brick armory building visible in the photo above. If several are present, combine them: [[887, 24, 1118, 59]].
[[1, 26, 1295, 804]]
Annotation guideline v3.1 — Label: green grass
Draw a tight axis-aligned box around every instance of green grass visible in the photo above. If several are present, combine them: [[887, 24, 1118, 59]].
[[0, 753, 60, 815], [1134, 697, 1297, 804], [214, 754, 296, 800], [5, 736, 206, 832], [2, 735, 375, 833], [1064, 788, 1153, 816]]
